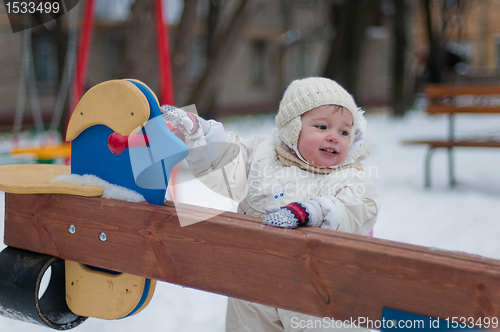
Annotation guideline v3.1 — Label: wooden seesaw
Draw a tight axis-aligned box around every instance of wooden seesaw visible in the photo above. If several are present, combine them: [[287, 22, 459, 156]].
[[0, 79, 188, 329], [1, 80, 500, 331]]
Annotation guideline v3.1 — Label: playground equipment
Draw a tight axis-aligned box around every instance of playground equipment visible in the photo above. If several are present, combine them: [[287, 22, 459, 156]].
[[8, 0, 79, 164], [0, 79, 188, 329], [0, 79, 500, 331], [2, 4, 500, 329], [8, 0, 175, 166]]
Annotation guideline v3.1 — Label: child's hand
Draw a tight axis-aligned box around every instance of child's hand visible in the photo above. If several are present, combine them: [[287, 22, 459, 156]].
[[263, 206, 300, 228], [160, 105, 203, 140], [262, 201, 323, 229]]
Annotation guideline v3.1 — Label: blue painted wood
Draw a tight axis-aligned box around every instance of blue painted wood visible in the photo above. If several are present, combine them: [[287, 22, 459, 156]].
[[71, 80, 188, 205], [71, 124, 167, 205], [68, 80, 189, 319], [122, 278, 152, 318], [380, 308, 485, 331]]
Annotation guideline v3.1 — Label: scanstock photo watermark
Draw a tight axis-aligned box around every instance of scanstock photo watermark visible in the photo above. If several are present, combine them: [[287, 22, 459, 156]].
[[290, 316, 499, 330], [3, 0, 79, 33]]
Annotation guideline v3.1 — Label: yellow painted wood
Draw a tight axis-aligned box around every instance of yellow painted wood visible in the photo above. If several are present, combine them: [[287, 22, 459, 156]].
[[11, 144, 71, 160], [66, 80, 150, 141], [0, 164, 103, 197], [65, 261, 157, 319]]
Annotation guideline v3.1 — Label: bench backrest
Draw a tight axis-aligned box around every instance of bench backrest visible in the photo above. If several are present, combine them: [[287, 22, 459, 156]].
[[424, 84, 500, 114]]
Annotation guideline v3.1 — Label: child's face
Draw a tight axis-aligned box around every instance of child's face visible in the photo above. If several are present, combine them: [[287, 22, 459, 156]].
[[297, 105, 353, 167]]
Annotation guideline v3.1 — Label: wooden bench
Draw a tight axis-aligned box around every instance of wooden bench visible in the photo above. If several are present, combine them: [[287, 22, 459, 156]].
[[403, 84, 500, 187]]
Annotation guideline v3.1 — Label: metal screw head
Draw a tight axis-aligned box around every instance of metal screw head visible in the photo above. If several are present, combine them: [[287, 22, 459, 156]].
[[68, 225, 76, 234], [99, 232, 107, 242]]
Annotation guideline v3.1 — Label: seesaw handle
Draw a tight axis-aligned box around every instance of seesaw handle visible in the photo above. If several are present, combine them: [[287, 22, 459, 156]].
[[108, 132, 150, 155]]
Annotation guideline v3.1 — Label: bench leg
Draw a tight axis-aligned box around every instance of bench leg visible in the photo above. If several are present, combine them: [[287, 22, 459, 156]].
[[425, 147, 435, 188], [448, 147, 456, 187], [447, 113, 456, 187]]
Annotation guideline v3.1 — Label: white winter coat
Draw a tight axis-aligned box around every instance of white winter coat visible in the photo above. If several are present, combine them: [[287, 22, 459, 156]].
[[187, 116, 379, 236], [185, 115, 379, 332]]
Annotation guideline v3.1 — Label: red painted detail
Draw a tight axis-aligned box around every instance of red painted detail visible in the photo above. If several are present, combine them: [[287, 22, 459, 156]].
[[108, 132, 150, 155], [154, 0, 174, 105]]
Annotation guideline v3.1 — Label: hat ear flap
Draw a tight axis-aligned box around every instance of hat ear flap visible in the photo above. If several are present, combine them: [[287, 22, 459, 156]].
[[280, 116, 303, 150]]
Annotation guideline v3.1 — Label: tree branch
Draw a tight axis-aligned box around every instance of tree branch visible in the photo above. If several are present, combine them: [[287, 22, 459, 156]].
[[187, 0, 261, 116]]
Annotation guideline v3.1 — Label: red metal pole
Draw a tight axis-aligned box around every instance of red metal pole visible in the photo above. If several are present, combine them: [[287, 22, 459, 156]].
[[154, 0, 179, 201], [154, 0, 175, 106], [70, 0, 96, 116], [154, 1, 176, 118]]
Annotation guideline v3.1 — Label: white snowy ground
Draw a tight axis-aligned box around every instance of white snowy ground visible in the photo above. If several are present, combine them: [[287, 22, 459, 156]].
[[1, 110, 500, 331]]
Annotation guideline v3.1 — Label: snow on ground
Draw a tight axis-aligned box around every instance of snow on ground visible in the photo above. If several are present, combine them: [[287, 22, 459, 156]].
[[1, 110, 500, 331]]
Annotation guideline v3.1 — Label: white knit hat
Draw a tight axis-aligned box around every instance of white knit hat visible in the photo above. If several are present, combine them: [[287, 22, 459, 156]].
[[276, 77, 358, 149]]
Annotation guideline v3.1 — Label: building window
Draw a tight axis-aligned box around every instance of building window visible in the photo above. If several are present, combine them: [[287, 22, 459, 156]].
[[251, 40, 266, 86], [106, 35, 125, 79], [33, 33, 58, 85], [297, 42, 311, 77], [293, 0, 314, 7], [187, 37, 207, 82], [496, 37, 500, 70]]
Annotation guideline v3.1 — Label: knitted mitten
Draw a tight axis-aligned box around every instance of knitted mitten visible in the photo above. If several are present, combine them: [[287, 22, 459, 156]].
[[160, 105, 202, 140], [263, 200, 323, 229]]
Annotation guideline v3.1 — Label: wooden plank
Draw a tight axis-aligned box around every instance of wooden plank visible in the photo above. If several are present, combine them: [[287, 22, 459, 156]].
[[4, 193, 500, 329], [424, 84, 500, 97], [426, 104, 500, 114], [424, 85, 500, 114], [403, 140, 500, 148], [0, 164, 103, 197]]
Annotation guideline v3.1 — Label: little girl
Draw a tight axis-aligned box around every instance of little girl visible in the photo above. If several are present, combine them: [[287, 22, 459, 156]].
[[162, 77, 379, 332]]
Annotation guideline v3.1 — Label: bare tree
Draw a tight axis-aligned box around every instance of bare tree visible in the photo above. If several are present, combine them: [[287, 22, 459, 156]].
[[172, 0, 199, 104], [185, 0, 261, 117], [117, 0, 261, 118], [322, 0, 382, 100], [421, 0, 471, 83], [392, 0, 409, 117], [117, 0, 159, 93]]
